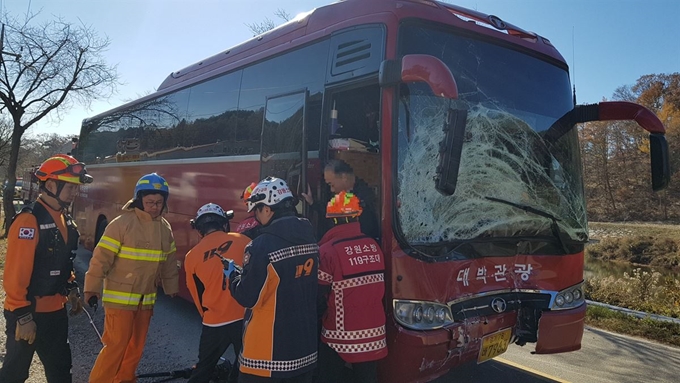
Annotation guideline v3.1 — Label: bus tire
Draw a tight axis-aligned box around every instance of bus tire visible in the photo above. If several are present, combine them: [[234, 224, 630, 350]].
[[94, 218, 108, 247]]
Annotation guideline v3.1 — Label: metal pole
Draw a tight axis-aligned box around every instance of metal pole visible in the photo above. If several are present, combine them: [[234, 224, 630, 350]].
[[82, 307, 103, 344]]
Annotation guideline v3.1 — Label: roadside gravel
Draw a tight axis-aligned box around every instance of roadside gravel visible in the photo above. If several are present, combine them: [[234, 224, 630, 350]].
[[0, 247, 233, 383]]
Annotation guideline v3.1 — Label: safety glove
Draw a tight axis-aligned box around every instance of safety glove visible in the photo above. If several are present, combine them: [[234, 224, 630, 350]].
[[68, 288, 84, 316], [84, 292, 100, 312], [223, 259, 236, 277], [15, 313, 37, 344]]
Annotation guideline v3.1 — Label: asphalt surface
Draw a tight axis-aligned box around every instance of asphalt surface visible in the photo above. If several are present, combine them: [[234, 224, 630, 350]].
[[1, 247, 679, 382]]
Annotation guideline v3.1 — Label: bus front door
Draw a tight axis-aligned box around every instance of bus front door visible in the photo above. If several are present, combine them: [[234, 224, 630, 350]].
[[261, 89, 310, 216]]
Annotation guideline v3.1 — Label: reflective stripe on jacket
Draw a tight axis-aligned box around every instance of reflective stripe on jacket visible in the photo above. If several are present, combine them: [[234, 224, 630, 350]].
[[84, 199, 178, 310]]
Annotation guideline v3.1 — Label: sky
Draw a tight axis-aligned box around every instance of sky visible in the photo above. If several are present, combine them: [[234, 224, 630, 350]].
[[2, 0, 678, 138]]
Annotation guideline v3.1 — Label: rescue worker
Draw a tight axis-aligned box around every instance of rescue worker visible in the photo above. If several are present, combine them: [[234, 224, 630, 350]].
[[316, 191, 387, 383], [0, 154, 93, 383], [184, 203, 251, 383], [301, 159, 379, 240], [84, 172, 179, 383], [229, 177, 319, 383], [234, 182, 262, 240]]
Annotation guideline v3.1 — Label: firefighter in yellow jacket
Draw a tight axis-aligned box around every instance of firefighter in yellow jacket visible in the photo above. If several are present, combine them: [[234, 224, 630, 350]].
[[84, 173, 178, 383]]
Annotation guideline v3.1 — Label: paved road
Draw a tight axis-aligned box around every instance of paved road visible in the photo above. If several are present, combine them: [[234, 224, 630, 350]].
[[433, 327, 680, 383], [3, 248, 678, 382]]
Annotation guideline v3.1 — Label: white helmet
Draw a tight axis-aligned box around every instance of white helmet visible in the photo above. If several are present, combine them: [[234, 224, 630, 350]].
[[191, 203, 234, 230], [196, 203, 229, 220], [247, 177, 294, 212]]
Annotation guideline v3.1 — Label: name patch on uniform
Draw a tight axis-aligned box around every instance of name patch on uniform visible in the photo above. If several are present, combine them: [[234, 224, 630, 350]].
[[50, 270, 61, 276], [40, 223, 57, 230], [18, 228, 35, 239]]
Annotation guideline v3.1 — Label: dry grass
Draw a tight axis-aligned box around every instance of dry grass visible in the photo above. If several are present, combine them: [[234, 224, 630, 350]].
[[590, 221, 680, 240], [586, 305, 680, 348], [588, 222, 680, 270]]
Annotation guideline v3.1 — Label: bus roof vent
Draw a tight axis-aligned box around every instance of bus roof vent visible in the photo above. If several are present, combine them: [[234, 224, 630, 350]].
[[326, 25, 385, 85]]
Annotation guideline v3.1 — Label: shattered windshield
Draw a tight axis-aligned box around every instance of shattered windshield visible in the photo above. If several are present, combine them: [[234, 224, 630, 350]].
[[395, 23, 587, 253]]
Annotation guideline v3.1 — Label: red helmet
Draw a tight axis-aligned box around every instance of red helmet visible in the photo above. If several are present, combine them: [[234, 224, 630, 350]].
[[34, 154, 93, 185], [241, 182, 258, 206], [326, 191, 363, 218]]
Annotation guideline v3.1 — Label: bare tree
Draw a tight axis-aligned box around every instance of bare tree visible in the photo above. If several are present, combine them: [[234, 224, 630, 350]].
[[246, 9, 292, 36], [0, 11, 118, 235], [0, 118, 10, 168]]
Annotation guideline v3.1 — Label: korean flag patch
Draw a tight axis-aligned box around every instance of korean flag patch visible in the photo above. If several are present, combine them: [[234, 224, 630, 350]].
[[19, 227, 35, 239]]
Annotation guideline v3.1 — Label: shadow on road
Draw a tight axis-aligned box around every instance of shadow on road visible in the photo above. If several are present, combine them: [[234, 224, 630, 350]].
[[432, 359, 564, 383]]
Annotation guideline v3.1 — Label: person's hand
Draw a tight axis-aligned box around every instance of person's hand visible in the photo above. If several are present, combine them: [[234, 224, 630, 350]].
[[15, 314, 37, 344], [300, 184, 314, 205], [68, 289, 84, 316], [84, 292, 101, 311], [223, 259, 236, 277]]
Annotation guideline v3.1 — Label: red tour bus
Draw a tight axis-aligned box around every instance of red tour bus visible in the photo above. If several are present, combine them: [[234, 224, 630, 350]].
[[72, 0, 670, 382]]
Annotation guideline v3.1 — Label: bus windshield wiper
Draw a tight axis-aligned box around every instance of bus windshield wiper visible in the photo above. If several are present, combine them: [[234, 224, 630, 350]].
[[484, 196, 579, 254]]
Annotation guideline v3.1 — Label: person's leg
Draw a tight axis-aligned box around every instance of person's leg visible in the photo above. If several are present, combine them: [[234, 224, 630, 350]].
[[352, 361, 378, 383], [238, 373, 280, 383], [0, 310, 37, 383], [188, 324, 231, 383], [34, 309, 72, 383], [114, 308, 153, 382], [315, 342, 344, 383], [226, 320, 244, 383], [283, 370, 314, 383], [89, 308, 136, 383]]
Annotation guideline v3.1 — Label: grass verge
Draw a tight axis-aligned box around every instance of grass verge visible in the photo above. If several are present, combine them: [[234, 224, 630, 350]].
[[586, 305, 680, 347], [588, 222, 680, 270]]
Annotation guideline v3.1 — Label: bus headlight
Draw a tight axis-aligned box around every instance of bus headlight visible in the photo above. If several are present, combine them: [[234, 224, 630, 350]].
[[550, 282, 585, 310], [573, 288, 582, 301], [413, 306, 423, 322], [394, 300, 454, 330]]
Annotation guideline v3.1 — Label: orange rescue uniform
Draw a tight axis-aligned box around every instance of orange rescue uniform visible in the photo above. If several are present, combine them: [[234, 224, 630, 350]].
[[3, 199, 73, 314], [184, 231, 250, 325]]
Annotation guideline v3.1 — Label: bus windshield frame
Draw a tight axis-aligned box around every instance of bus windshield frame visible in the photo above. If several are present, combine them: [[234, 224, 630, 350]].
[[394, 21, 587, 259]]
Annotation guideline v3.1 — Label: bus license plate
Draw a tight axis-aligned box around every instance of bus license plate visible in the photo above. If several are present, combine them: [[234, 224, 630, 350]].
[[477, 328, 512, 363]]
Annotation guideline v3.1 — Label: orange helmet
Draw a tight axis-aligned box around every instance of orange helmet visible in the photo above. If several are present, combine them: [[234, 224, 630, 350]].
[[326, 191, 363, 218], [241, 182, 257, 206], [35, 154, 93, 185]]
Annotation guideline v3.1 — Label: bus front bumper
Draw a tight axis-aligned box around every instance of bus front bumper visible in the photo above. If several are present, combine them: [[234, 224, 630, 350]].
[[535, 303, 586, 354]]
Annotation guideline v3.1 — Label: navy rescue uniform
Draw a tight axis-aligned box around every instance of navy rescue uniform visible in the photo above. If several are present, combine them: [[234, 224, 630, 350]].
[[230, 216, 319, 380]]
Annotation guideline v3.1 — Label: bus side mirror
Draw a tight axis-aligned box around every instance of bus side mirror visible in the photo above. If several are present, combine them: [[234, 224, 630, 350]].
[[598, 101, 670, 191], [550, 101, 671, 191], [379, 54, 458, 98], [380, 54, 465, 195], [435, 108, 467, 195], [649, 134, 670, 191]]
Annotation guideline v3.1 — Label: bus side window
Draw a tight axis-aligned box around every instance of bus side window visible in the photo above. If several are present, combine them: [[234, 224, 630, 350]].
[[329, 85, 381, 148]]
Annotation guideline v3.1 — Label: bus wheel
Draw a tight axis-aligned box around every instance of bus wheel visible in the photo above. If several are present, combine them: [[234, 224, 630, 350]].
[[94, 218, 108, 246]]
